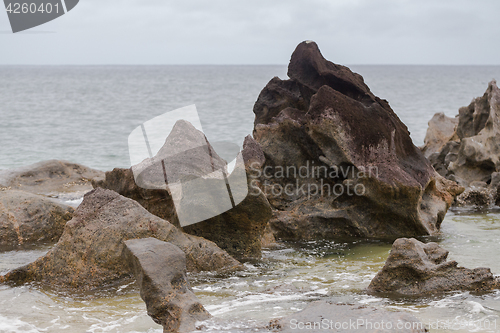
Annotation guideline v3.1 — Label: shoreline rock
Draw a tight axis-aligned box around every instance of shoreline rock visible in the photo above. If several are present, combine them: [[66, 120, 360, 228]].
[[123, 238, 210, 333], [367, 238, 500, 295], [252, 41, 462, 241], [0, 190, 74, 251], [0, 188, 242, 290], [0, 160, 104, 200], [94, 122, 272, 260], [422, 81, 500, 207]]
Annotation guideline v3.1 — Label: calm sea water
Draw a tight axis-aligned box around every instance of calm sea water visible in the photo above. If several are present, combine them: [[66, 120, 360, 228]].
[[1, 65, 500, 332], [1, 65, 499, 171]]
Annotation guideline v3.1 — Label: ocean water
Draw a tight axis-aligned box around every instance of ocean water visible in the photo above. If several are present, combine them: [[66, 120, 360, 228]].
[[1, 65, 500, 332]]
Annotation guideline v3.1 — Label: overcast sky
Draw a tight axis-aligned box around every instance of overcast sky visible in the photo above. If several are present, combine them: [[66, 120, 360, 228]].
[[1, 0, 499, 65]]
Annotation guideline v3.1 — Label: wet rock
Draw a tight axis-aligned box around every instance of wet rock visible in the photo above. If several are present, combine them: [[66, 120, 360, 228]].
[[253, 41, 462, 241], [0, 160, 104, 200], [123, 238, 210, 333], [422, 81, 500, 192], [454, 186, 495, 207], [94, 122, 272, 260], [0, 188, 242, 290], [272, 300, 427, 332], [367, 238, 500, 295], [0, 190, 74, 250]]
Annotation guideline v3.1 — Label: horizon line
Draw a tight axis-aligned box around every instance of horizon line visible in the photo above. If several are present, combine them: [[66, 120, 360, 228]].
[[0, 63, 500, 67]]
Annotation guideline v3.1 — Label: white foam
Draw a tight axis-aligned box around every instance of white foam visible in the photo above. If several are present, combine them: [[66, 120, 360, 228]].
[[0, 315, 42, 333]]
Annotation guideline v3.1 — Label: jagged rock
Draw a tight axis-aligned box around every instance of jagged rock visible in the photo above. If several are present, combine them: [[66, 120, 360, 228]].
[[421, 113, 458, 159], [454, 185, 495, 207], [0, 190, 74, 250], [123, 238, 210, 333], [0, 160, 104, 200], [252, 41, 462, 241], [0, 188, 242, 290], [367, 238, 500, 295], [94, 122, 272, 259], [423, 81, 500, 191], [272, 300, 427, 332]]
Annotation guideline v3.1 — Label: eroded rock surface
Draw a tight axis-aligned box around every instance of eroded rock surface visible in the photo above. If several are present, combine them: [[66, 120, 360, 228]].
[[422, 81, 500, 206], [252, 41, 462, 241], [0, 190, 74, 250], [0, 188, 242, 290], [123, 238, 210, 333], [367, 238, 500, 295], [94, 121, 272, 259], [0, 160, 104, 200]]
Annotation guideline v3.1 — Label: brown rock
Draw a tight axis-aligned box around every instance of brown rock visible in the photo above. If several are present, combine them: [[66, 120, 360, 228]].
[[0, 188, 242, 290], [94, 121, 272, 259], [0, 190, 74, 250], [123, 238, 210, 333], [367, 238, 500, 295], [253, 41, 462, 241]]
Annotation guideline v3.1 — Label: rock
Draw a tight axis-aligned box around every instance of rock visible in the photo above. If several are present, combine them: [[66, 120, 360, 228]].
[[94, 122, 272, 260], [252, 41, 462, 241], [454, 186, 495, 207], [0, 190, 74, 250], [367, 238, 500, 295], [0, 188, 242, 290], [271, 300, 427, 332], [421, 113, 458, 159], [422, 81, 500, 189], [123, 238, 210, 333], [0, 160, 104, 200]]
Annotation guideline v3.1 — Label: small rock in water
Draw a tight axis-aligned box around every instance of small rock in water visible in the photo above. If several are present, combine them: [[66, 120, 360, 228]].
[[123, 238, 210, 333], [367, 238, 500, 295]]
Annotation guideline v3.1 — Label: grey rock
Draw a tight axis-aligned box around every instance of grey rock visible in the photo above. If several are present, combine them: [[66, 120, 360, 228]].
[[94, 121, 272, 260], [423, 81, 500, 189], [421, 112, 458, 159], [123, 238, 210, 333], [0, 160, 104, 200], [0, 190, 74, 250], [0, 188, 242, 290], [367, 238, 500, 295]]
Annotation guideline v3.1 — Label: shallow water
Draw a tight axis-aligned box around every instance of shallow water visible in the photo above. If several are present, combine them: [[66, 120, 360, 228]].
[[1, 208, 499, 332]]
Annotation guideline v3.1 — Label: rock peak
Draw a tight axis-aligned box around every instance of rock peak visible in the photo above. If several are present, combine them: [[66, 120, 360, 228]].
[[287, 41, 373, 103]]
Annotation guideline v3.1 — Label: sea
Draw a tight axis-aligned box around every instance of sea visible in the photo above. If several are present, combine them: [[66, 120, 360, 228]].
[[1, 65, 500, 332]]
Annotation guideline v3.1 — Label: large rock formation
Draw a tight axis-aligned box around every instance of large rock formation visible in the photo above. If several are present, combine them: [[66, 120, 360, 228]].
[[0, 190, 74, 250], [123, 238, 210, 333], [94, 121, 272, 259], [271, 300, 427, 333], [367, 238, 500, 295], [422, 81, 500, 206], [0, 160, 104, 200], [0, 188, 242, 290], [252, 41, 462, 241]]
